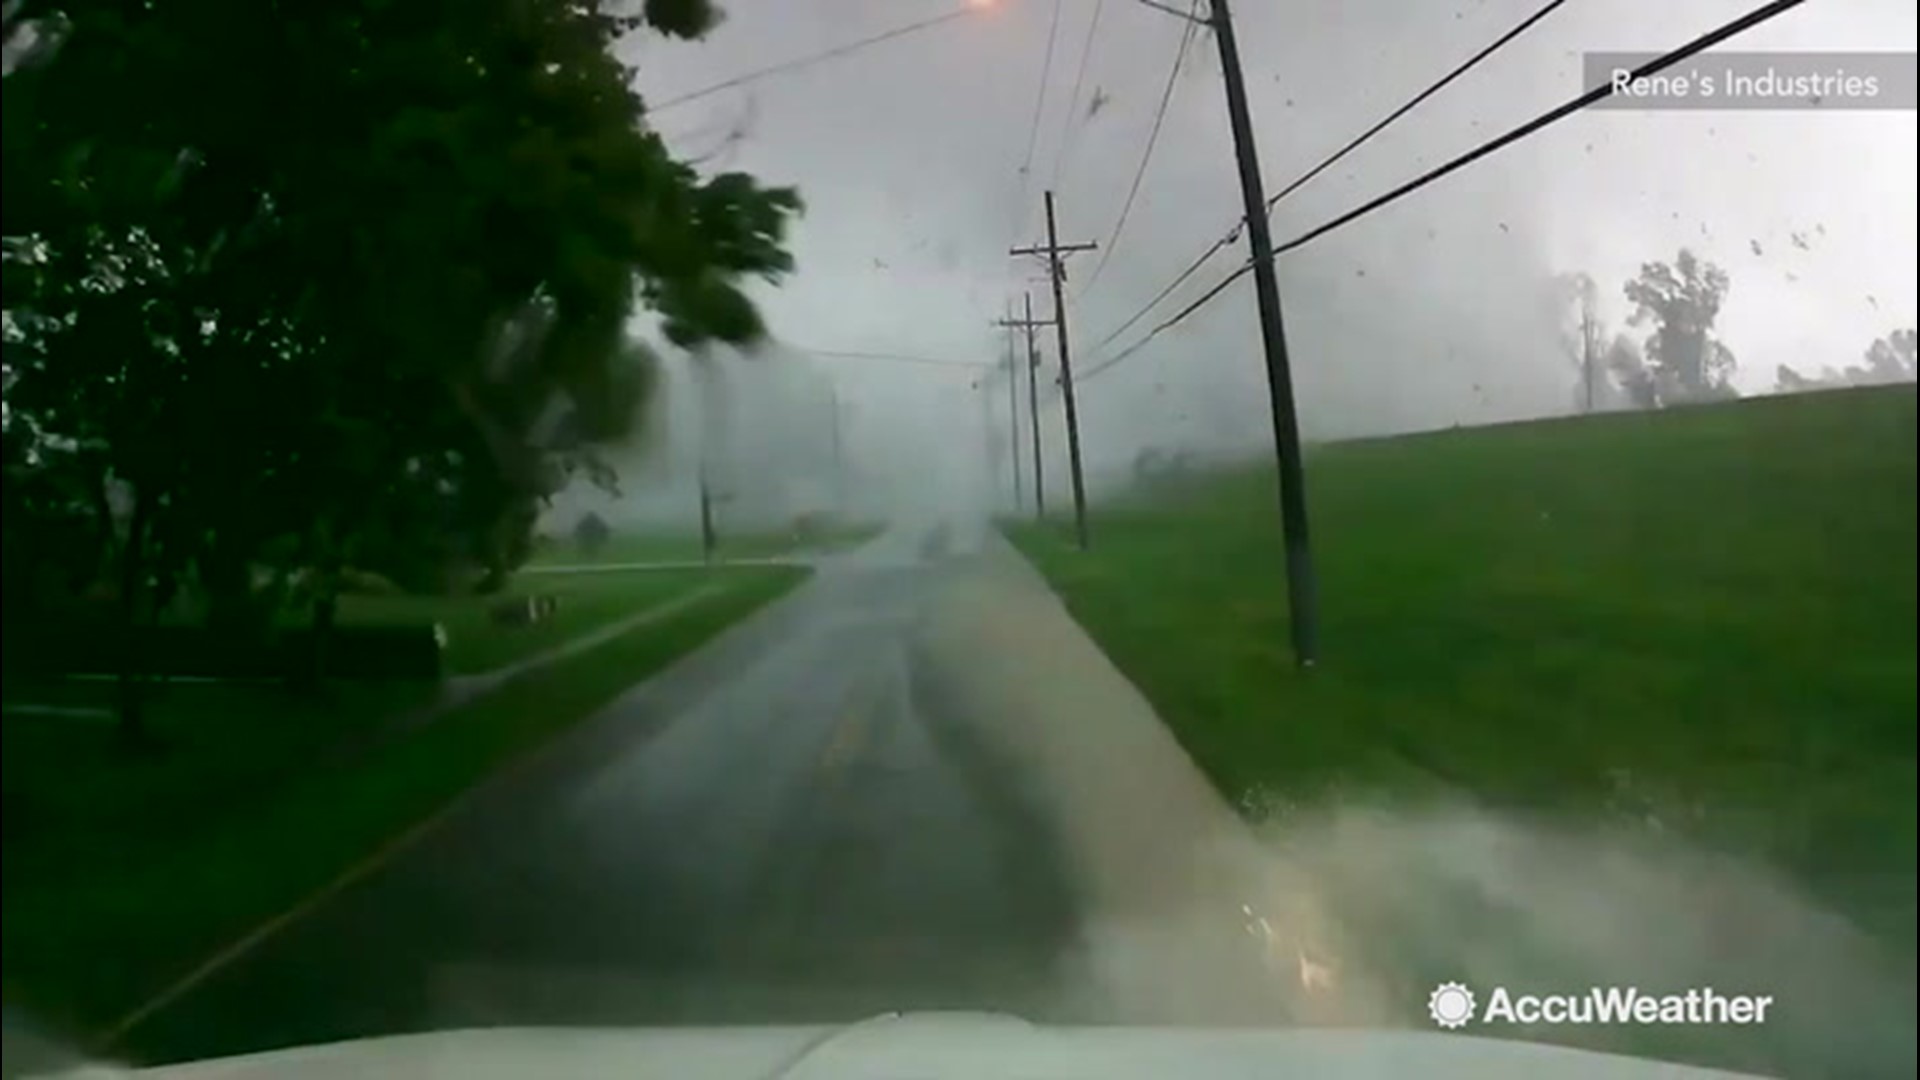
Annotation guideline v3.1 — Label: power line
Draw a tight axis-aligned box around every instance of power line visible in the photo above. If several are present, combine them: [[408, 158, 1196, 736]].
[[1048, 0, 1108, 191], [1010, 0, 1068, 241], [1263, 0, 1571, 211], [1091, 220, 1240, 350], [1077, 0, 1200, 297], [799, 347, 990, 370], [1089, 0, 1809, 380], [647, 5, 977, 114], [1080, 257, 1249, 383], [1083, 0, 1573, 361]]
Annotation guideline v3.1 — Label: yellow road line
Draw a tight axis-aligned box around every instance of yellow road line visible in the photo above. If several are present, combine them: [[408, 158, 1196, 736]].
[[815, 672, 885, 778]]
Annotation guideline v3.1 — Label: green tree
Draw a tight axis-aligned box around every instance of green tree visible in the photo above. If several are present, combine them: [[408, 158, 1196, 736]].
[[574, 512, 613, 557], [1775, 328, 1917, 392], [1862, 328, 1917, 384], [1602, 332, 1659, 411], [1623, 249, 1737, 404], [2, 0, 801, 733]]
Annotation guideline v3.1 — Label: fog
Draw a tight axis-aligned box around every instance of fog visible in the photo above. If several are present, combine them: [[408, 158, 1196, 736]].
[[541, 339, 1008, 535], [560, 0, 1920, 525]]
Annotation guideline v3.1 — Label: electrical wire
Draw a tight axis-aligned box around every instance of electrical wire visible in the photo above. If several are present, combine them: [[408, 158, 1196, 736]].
[[1262, 0, 1571, 212], [1008, 0, 1068, 243], [1048, 0, 1108, 191], [647, 4, 978, 114], [1090, 221, 1238, 350], [1082, 0, 1574, 363], [799, 347, 991, 370], [1079, 257, 1249, 383], [1086, 0, 1808, 383], [1077, 0, 1200, 297]]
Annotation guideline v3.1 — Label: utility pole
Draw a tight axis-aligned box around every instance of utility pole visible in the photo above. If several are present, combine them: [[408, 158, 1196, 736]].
[[694, 349, 721, 564], [1133, 0, 1319, 664], [697, 470, 717, 564], [975, 372, 996, 508], [1012, 191, 1095, 550], [994, 292, 1054, 520], [829, 386, 848, 514], [1023, 292, 1045, 522], [1214, 0, 1319, 664], [1581, 302, 1597, 414], [1004, 304, 1025, 511]]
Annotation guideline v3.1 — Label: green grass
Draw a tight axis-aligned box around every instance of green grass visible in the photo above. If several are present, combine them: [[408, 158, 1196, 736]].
[[335, 568, 712, 675], [1008, 387, 1917, 945], [526, 522, 883, 567], [1, 565, 807, 1039]]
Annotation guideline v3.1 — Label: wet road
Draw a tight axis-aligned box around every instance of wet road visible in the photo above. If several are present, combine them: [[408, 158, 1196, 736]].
[[121, 523, 1088, 1065]]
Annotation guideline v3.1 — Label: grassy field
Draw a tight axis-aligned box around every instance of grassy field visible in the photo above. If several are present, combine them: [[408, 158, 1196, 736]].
[[1, 564, 808, 1039], [526, 522, 883, 567], [1009, 387, 1916, 947], [335, 568, 712, 675]]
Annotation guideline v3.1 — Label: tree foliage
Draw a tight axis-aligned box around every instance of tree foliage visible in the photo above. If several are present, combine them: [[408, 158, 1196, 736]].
[[574, 511, 613, 556], [1623, 249, 1737, 405], [1, 1, 801, 724], [1776, 328, 1918, 393], [1603, 333, 1660, 410]]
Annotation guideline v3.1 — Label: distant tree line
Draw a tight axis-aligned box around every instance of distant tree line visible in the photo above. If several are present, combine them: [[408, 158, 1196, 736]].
[[0, 1, 801, 736], [1776, 329, 1917, 393]]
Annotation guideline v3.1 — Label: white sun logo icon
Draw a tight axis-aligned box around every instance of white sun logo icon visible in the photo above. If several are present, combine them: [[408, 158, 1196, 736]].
[[1428, 982, 1476, 1029]]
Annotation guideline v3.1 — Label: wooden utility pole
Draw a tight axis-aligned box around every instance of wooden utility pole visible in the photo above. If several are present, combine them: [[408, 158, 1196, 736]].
[[1023, 293, 1045, 522], [994, 292, 1055, 520], [1012, 191, 1095, 550], [1129, 0, 1320, 663], [1581, 302, 1598, 414], [1211, 0, 1318, 664], [829, 386, 848, 513], [1003, 304, 1024, 510], [697, 473, 716, 564]]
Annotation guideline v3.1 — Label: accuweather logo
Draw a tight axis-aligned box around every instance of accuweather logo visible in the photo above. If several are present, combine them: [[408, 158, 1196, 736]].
[[1428, 982, 1775, 1028]]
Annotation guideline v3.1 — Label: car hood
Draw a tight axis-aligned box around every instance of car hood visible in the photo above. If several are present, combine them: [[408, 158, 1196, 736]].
[[103, 1013, 1771, 1079]]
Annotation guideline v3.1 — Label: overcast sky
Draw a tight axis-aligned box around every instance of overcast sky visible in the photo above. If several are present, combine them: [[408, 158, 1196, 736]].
[[614, 0, 1918, 509]]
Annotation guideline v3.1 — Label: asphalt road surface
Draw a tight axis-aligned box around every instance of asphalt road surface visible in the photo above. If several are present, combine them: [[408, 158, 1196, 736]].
[[116, 522, 1107, 1066], [52, 520, 1916, 1080]]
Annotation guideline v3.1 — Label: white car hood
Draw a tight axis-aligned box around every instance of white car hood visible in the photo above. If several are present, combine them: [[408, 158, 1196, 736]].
[[93, 1013, 1770, 1079]]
